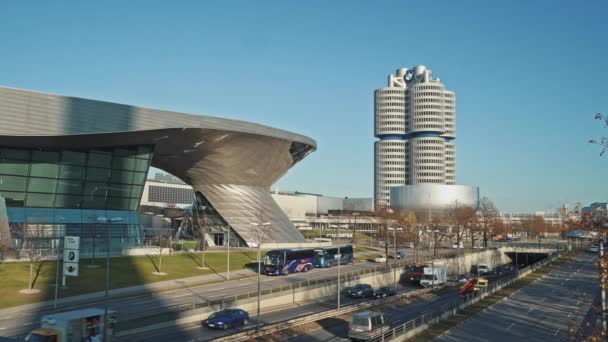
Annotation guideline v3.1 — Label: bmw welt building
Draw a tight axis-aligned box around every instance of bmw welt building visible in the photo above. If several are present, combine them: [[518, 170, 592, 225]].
[[0, 87, 316, 252]]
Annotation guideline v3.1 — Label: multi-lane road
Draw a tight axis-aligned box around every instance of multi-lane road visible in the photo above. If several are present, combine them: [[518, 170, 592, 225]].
[[435, 252, 598, 342], [0, 247, 437, 339]]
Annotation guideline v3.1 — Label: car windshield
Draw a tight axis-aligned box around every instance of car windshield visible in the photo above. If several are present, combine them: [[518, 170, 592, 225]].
[[352, 316, 369, 327]]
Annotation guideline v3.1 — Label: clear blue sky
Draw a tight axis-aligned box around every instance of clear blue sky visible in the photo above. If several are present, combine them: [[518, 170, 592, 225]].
[[1, 1, 606, 213]]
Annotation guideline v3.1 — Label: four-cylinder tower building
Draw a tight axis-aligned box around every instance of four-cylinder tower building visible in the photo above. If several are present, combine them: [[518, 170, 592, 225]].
[[374, 65, 456, 208]]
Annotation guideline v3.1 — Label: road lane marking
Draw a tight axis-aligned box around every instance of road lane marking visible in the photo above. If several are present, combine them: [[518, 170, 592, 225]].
[[506, 323, 515, 330], [134, 300, 155, 305], [23, 322, 37, 326], [0, 317, 12, 320], [0, 327, 6, 330], [527, 308, 533, 313], [554, 328, 560, 335]]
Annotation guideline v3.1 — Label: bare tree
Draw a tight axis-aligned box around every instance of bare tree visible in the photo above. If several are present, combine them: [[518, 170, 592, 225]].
[[22, 224, 50, 292], [476, 197, 498, 247], [396, 210, 418, 260], [375, 206, 395, 267]]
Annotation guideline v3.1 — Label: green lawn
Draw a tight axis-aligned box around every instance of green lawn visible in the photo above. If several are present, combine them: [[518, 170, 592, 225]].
[[0, 251, 261, 309]]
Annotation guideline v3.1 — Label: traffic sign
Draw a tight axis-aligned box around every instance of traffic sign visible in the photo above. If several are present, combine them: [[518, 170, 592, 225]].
[[63, 249, 79, 263], [63, 262, 79, 276]]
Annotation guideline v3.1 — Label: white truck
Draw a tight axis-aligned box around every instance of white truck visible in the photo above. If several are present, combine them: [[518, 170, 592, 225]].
[[26, 308, 116, 342], [419, 267, 446, 288]]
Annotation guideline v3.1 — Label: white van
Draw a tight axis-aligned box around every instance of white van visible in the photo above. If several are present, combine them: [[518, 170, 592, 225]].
[[419, 267, 446, 287]]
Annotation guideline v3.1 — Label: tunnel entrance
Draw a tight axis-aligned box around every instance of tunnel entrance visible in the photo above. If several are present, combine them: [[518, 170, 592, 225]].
[[505, 252, 548, 268]]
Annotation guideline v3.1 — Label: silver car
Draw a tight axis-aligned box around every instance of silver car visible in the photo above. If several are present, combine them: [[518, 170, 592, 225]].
[[348, 311, 388, 341]]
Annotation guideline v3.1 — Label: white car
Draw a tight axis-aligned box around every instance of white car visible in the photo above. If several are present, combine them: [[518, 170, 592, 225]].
[[588, 245, 599, 253], [374, 255, 387, 263], [452, 243, 464, 249]]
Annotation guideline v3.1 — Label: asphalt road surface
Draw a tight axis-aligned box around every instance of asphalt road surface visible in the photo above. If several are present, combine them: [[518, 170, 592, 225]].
[[435, 252, 598, 342]]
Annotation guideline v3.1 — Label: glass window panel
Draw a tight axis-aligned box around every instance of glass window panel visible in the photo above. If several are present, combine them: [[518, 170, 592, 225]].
[[132, 172, 146, 184], [108, 184, 131, 198], [28, 178, 58, 193], [129, 198, 140, 210], [107, 197, 130, 210], [0, 191, 26, 202], [110, 170, 133, 184], [130, 185, 143, 198], [0, 148, 30, 161], [0, 160, 29, 175], [0, 175, 27, 191], [136, 146, 153, 159], [86, 167, 111, 182], [83, 182, 107, 197], [134, 159, 149, 172], [55, 208, 84, 223], [54, 195, 83, 209], [32, 151, 59, 163], [24, 208, 55, 223], [106, 210, 133, 224], [61, 151, 87, 165], [59, 165, 84, 179], [88, 152, 112, 168], [82, 196, 106, 209], [25, 193, 55, 208], [30, 163, 59, 178], [111, 156, 135, 171], [7, 207, 25, 222], [56, 179, 83, 194], [114, 148, 136, 157]]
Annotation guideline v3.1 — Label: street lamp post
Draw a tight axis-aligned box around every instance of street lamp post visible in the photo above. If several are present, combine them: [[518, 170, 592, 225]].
[[335, 223, 341, 309], [393, 226, 397, 293], [251, 221, 270, 332], [226, 228, 230, 280], [104, 219, 110, 342], [432, 230, 439, 290]]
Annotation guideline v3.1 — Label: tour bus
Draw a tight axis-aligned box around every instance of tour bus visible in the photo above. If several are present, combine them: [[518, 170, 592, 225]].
[[313, 245, 354, 268], [263, 248, 316, 275]]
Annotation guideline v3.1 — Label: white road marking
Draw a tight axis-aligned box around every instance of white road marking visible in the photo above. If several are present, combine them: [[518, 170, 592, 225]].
[[506, 323, 515, 330], [0, 317, 12, 320], [527, 308, 533, 313], [134, 300, 155, 305], [0, 327, 6, 330], [23, 322, 36, 326], [554, 328, 560, 335], [568, 313, 572, 318]]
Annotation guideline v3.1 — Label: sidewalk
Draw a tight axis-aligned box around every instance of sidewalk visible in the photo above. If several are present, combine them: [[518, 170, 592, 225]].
[[0, 267, 257, 316]]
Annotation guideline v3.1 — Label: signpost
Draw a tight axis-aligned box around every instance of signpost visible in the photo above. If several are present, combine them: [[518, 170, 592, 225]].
[[62, 236, 80, 286]]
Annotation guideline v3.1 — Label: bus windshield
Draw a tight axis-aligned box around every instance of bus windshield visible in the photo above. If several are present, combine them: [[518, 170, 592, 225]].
[[314, 249, 325, 257], [264, 252, 283, 266]]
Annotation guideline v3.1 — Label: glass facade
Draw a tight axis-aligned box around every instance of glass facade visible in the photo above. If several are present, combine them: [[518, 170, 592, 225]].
[[0, 146, 153, 254]]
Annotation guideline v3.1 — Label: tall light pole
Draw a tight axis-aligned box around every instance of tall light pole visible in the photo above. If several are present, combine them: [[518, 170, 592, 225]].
[[251, 221, 270, 332], [226, 228, 230, 280], [335, 223, 341, 309], [393, 225, 397, 292], [352, 212, 359, 243], [103, 219, 110, 342], [432, 229, 439, 290]]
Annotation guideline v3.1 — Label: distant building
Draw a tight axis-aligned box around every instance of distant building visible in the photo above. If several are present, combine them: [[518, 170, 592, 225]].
[[499, 212, 563, 226], [582, 202, 608, 216], [374, 65, 478, 212]]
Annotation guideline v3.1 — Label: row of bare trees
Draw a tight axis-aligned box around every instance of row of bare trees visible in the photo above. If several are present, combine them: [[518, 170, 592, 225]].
[[371, 197, 502, 267]]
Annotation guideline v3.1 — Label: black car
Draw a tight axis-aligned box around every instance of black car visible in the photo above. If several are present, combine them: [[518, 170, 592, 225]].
[[346, 284, 375, 298], [374, 286, 396, 298]]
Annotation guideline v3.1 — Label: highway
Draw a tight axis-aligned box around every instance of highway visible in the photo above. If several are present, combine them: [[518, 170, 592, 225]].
[[434, 252, 598, 342], [0, 247, 439, 339]]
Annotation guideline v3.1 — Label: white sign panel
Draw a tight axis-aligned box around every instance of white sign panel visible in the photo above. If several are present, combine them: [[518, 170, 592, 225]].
[[63, 262, 79, 276], [64, 236, 80, 250], [63, 236, 81, 277]]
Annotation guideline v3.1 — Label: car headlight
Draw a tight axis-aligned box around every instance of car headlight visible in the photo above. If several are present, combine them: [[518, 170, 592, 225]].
[[217, 322, 223, 325]]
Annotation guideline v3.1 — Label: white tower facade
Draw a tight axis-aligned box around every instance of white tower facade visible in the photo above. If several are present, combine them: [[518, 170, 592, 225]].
[[374, 65, 456, 208]]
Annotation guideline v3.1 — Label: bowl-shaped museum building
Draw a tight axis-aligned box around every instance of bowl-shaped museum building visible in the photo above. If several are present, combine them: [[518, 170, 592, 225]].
[[0, 87, 316, 252]]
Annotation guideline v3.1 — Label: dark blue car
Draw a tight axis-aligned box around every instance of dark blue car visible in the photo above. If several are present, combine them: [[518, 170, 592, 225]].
[[203, 308, 249, 330]]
